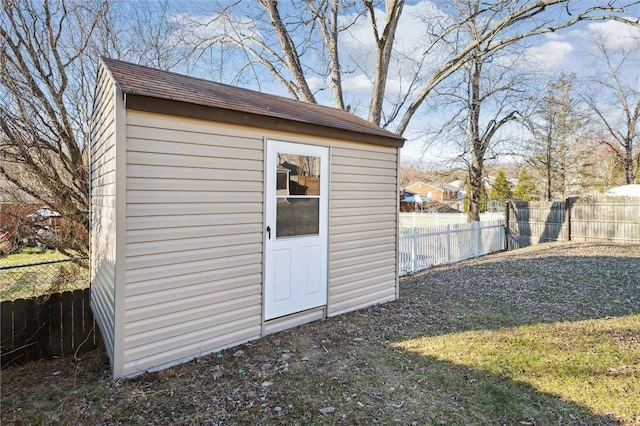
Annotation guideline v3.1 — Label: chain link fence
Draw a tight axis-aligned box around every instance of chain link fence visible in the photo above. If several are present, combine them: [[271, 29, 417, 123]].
[[0, 258, 89, 301]]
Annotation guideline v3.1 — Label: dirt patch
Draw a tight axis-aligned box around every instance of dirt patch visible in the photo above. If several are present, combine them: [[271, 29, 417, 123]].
[[2, 242, 639, 425]]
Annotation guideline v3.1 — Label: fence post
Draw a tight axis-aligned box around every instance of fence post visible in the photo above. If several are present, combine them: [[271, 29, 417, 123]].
[[473, 221, 480, 257], [412, 226, 418, 274], [446, 224, 451, 264], [565, 197, 572, 241]]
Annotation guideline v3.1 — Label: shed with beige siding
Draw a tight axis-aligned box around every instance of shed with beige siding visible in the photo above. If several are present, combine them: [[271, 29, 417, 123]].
[[90, 57, 405, 378]]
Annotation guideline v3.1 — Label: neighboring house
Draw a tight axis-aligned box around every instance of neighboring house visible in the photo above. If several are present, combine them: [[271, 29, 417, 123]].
[[404, 181, 458, 203], [91, 57, 405, 378], [0, 176, 59, 250]]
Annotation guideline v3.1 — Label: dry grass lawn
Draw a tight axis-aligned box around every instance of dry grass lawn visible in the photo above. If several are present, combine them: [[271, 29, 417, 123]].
[[1, 241, 639, 425]]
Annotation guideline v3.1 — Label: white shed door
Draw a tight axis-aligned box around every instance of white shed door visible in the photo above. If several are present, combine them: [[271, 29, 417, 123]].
[[265, 140, 328, 320]]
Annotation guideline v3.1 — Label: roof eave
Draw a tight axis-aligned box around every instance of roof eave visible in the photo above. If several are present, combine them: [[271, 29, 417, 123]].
[[124, 94, 405, 148]]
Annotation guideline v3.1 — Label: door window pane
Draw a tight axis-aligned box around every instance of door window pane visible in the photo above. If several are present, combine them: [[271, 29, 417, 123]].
[[276, 198, 319, 237], [275, 153, 321, 237]]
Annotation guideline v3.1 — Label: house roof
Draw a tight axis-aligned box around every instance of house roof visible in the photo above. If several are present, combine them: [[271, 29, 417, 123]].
[[100, 57, 405, 148], [404, 181, 458, 196]]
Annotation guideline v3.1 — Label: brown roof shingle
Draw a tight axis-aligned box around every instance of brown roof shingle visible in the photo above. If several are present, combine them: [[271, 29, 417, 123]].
[[100, 57, 404, 148]]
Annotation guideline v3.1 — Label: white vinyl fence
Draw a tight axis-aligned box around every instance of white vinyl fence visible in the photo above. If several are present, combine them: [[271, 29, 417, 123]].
[[399, 220, 506, 276]]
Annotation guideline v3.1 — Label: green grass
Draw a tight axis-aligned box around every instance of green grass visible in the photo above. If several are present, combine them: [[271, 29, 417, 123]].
[[0, 249, 88, 300], [395, 315, 640, 422], [0, 248, 71, 267]]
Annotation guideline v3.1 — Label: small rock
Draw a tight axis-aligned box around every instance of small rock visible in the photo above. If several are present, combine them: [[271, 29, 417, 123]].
[[319, 407, 335, 415], [262, 381, 273, 388], [301, 356, 310, 362], [233, 350, 244, 357], [281, 353, 291, 361], [261, 363, 272, 371], [353, 337, 365, 342]]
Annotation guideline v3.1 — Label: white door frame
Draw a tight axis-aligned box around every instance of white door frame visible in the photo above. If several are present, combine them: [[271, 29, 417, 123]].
[[264, 139, 329, 320]]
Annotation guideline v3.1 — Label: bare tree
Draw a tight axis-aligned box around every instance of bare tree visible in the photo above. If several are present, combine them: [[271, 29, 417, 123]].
[[0, 0, 109, 254], [525, 73, 589, 200], [582, 28, 640, 184], [175, 1, 637, 135], [0, 0, 193, 254]]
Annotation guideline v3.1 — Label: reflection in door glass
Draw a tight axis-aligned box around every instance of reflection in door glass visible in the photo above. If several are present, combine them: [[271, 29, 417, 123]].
[[275, 153, 321, 237]]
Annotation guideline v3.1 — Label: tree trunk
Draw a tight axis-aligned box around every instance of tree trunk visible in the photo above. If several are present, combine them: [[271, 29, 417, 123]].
[[366, 0, 404, 125]]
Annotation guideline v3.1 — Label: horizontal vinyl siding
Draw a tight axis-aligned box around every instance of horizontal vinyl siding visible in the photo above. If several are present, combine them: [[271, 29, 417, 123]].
[[327, 145, 398, 316], [121, 111, 263, 377], [89, 65, 117, 361]]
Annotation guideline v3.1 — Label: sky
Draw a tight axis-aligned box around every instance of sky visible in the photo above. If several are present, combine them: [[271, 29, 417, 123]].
[[128, 0, 640, 166]]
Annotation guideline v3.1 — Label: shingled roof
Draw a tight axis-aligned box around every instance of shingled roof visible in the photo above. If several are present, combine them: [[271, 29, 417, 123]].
[[100, 57, 405, 148]]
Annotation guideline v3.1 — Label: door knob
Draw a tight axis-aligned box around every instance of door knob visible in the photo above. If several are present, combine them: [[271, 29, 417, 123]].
[[266, 226, 271, 239]]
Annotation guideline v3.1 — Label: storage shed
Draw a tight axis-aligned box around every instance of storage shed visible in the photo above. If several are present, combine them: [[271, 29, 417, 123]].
[[90, 57, 405, 378]]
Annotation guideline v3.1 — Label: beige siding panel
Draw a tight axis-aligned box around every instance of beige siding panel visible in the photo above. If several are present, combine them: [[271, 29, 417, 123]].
[[332, 164, 397, 177], [331, 213, 396, 227], [126, 177, 263, 192], [331, 228, 395, 244], [126, 232, 261, 257], [332, 146, 398, 161], [127, 164, 262, 182], [125, 285, 262, 340], [127, 138, 263, 161], [126, 110, 267, 139], [329, 287, 396, 317], [123, 307, 259, 358], [330, 242, 396, 262], [331, 198, 395, 209], [126, 252, 260, 284], [126, 223, 262, 244], [331, 206, 396, 218], [331, 156, 397, 170], [127, 202, 262, 217], [126, 268, 261, 299], [127, 212, 261, 230], [328, 144, 398, 318], [331, 279, 396, 306], [330, 269, 396, 296], [331, 249, 395, 270], [332, 173, 397, 184], [90, 64, 118, 362], [92, 170, 116, 188], [122, 320, 261, 376], [127, 151, 262, 171], [122, 110, 265, 378], [330, 258, 396, 281], [263, 307, 325, 335], [91, 196, 116, 209], [331, 235, 396, 252], [126, 275, 261, 314], [125, 243, 260, 271], [92, 156, 116, 181], [332, 221, 395, 235], [331, 182, 397, 193], [127, 124, 262, 151], [123, 307, 259, 356], [126, 190, 262, 204]]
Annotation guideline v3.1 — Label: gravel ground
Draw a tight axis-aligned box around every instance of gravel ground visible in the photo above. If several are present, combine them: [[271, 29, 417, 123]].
[[2, 241, 639, 425]]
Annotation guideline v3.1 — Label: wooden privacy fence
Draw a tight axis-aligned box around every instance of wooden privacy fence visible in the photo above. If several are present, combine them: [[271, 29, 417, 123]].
[[1, 288, 100, 367], [506, 196, 640, 249]]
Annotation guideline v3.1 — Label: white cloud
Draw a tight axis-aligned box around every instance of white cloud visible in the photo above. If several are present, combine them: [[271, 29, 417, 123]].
[[341, 74, 374, 95], [586, 19, 640, 51], [524, 40, 574, 70]]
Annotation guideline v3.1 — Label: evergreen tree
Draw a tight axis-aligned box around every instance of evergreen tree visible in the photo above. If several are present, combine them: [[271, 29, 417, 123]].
[[513, 169, 537, 201], [491, 170, 512, 201]]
